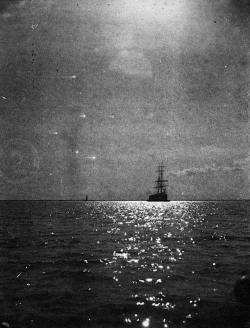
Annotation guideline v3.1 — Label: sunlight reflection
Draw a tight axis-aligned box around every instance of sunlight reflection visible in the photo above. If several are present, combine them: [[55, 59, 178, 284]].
[[142, 318, 150, 327], [95, 200, 213, 325]]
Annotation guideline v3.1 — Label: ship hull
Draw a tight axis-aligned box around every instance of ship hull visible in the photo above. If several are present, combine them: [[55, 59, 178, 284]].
[[148, 193, 169, 202]]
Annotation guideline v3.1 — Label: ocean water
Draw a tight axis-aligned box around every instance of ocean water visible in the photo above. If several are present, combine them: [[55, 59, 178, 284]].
[[0, 200, 250, 328]]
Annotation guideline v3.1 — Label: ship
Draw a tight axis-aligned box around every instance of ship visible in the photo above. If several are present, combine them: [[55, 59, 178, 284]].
[[148, 164, 169, 202]]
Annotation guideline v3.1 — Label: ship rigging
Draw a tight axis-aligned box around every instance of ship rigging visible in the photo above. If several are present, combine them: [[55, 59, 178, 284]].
[[148, 164, 169, 202]]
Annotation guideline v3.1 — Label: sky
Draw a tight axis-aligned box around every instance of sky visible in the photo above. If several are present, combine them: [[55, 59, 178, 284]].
[[0, 0, 249, 200]]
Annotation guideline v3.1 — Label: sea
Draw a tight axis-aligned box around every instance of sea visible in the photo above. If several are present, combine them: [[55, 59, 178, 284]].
[[0, 200, 250, 328]]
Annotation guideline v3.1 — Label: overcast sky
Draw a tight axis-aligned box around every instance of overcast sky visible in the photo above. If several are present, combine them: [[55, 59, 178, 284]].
[[0, 0, 249, 200]]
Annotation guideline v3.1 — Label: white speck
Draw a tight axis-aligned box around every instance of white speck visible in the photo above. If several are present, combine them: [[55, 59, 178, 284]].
[[146, 278, 153, 282], [26, 283, 31, 287], [75, 150, 79, 154], [1, 322, 10, 328], [128, 258, 139, 263], [114, 252, 128, 259], [80, 113, 86, 118], [142, 318, 150, 327], [16, 272, 22, 278], [52, 131, 58, 135], [86, 155, 96, 160], [1, 96, 7, 100], [31, 24, 38, 30]]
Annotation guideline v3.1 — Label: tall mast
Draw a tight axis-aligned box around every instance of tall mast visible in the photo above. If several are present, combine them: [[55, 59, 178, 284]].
[[60, 176, 64, 198], [155, 164, 168, 194]]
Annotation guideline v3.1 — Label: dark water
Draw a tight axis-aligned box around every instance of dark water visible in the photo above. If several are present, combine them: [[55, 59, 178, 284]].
[[0, 200, 250, 328]]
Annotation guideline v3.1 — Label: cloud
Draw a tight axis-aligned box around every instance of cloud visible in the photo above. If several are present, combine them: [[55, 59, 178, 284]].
[[170, 145, 249, 177], [170, 164, 233, 177], [169, 164, 248, 199], [109, 49, 153, 78]]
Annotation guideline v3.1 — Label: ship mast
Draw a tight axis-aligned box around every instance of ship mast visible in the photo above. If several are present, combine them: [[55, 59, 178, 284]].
[[155, 164, 168, 194]]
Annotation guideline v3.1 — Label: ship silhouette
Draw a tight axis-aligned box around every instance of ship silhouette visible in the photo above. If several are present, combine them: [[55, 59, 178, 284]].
[[148, 164, 169, 202]]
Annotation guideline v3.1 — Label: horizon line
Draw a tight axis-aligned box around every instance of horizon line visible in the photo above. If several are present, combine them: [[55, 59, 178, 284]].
[[0, 199, 249, 202]]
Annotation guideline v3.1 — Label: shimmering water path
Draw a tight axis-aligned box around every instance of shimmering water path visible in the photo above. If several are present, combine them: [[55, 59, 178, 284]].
[[0, 201, 250, 327]]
